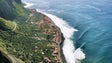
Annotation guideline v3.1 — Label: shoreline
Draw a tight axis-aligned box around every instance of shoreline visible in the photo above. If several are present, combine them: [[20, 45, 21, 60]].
[[38, 11, 66, 63], [29, 9, 66, 63], [23, 2, 67, 63], [0, 8, 66, 63]]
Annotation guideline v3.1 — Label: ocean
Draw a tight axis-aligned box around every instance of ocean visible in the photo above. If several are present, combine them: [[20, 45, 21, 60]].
[[22, 0, 112, 63]]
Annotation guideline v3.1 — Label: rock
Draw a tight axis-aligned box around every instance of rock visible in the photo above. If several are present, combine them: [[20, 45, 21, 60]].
[[53, 48, 58, 54], [44, 57, 52, 63], [41, 52, 45, 54], [35, 46, 38, 49], [52, 53, 57, 56]]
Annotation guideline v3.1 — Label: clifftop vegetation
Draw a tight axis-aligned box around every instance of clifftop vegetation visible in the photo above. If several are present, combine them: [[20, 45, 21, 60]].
[[0, 0, 62, 63], [0, 17, 18, 31], [0, 0, 26, 20]]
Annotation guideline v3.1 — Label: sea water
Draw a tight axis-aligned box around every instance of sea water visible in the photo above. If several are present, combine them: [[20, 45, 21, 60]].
[[22, 0, 112, 63]]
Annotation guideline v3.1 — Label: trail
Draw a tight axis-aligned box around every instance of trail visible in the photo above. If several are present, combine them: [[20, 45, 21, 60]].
[[25, 13, 33, 22], [12, 22, 17, 31], [12, 13, 33, 31], [7, 54, 21, 63]]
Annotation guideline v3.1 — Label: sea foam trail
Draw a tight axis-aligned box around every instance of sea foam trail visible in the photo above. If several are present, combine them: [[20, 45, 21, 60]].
[[24, 2, 85, 63]]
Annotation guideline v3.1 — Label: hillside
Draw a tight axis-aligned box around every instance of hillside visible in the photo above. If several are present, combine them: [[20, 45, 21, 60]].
[[0, 0, 24, 20], [0, 0, 63, 63]]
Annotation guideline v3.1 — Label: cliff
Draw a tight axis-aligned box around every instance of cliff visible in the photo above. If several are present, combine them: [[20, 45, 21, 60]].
[[0, 0, 24, 20], [0, 0, 63, 63]]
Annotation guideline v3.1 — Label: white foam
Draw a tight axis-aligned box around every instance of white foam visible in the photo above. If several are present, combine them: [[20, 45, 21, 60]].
[[74, 48, 86, 60], [23, 2, 34, 8], [38, 11, 86, 63], [24, 2, 86, 63]]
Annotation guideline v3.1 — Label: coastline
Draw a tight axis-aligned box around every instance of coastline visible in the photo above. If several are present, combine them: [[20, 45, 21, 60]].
[[36, 11, 66, 63], [0, 8, 66, 63], [43, 14, 66, 63], [0, 0, 87, 63], [22, 1, 81, 62], [33, 3, 85, 63], [22, 1, 66, 62]]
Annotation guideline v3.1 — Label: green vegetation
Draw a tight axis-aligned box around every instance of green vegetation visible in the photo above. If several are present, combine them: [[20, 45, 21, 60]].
[[0, 0, 63, 62], [0, 52, 11, 63], [0, 0, 58, 63], [0, 0, 15, 20], [0, 0, 27, 20], [12, 1, 27, 17], [0, 14, 55, 62], [30, 12, 44, 22], [0, 17, 18, 31], [0, 39, 7, 54]]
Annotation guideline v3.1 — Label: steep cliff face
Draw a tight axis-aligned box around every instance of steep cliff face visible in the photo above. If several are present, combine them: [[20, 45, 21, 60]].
[[0, 0, 14, 20], [0, 0, 25, 63], [0, 0, 24, 20], [0, 0, 24, 32]]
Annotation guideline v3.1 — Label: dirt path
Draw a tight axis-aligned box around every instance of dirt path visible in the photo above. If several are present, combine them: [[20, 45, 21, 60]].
[[12, 22, 17, 31], [26, 13, 33, 22], [7, 54, 20, 63]]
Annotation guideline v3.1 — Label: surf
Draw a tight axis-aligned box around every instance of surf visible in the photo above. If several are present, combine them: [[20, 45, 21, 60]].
[[23, 1, 86, 63], [36, 10, 86, 63]]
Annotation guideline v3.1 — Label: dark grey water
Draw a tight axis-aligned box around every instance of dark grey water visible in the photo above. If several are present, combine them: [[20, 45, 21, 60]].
[[22, 0, 112, 63]]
